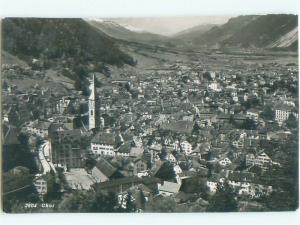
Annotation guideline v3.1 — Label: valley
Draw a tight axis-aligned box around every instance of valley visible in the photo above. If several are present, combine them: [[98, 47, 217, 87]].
[[1, 15, 299, 213]]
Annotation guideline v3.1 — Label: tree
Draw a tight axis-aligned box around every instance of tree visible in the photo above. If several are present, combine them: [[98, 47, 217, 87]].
[[58, 191, 95, 212], [177, 89, 183, 97], [260, 105, 274, 120], [91, 190, 119, 212], [259, 132, 298, 211], [58, 190, 119, 212], [181, 75, 189, 83], [154, 162, 176, 182], [145, 196, 176, 212], [3, 166, 39, 212], [3, 133, 37, 173], [145, 196, 192, 212], [43, 173, 61, 201], [138, 189, 147, 210], [84, 156, 96, 170], [242, 98, 260, 110], [180, 176, 210, 200], [286, 113, 297, 129], [158, 148, 167, 160], [125, 82, 131, 92], [124, 191, 136, 212], [74, 77, 82, 91], [147, 135, 155, 146], [203, 71, 212, 81], [2, 80, 9, 90], [241, 118, 257, 130], [192, 122, 200, 135], [207, 181, 238, 212], [236, 155, 247, 171]]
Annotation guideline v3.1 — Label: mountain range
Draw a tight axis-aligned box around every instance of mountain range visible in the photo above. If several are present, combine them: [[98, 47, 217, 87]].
[[89, 14, 298, 51], [2, 15, 297, 69], [1, 14, 298, 73], [171, 14, 298, 50], [88, 19, 168, 45]]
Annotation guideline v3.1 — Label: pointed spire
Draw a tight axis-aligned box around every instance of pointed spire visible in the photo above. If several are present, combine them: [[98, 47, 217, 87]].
[[92, 73, 95, 85], [89, 74, 96, 100]]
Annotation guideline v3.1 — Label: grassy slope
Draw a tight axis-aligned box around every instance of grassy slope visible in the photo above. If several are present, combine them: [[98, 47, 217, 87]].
[[2, 18, 135, 66]]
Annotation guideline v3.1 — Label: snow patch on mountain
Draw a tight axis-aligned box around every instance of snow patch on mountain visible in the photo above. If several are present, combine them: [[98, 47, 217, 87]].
[[122, 24, 145, 33]]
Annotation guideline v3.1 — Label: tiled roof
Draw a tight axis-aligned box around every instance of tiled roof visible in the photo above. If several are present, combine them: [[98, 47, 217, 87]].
[[130, 147, 144, 157], [95, 157, 117, 178], [160, 120, 194, 134], [207, 173, 221, 183], [158, 181, 181, 193], [92, 132, 115, 145], [227, 171, 255, 182], [118, 142, 131, 153], [94, 176, 159, 191]]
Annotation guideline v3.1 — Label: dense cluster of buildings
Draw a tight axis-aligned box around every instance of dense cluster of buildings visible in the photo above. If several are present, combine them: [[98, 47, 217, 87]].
[[2, 53, 298, 210]]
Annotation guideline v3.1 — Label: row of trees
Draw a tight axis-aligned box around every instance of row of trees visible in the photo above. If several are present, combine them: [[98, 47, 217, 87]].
[[57, 189, 138, 213]]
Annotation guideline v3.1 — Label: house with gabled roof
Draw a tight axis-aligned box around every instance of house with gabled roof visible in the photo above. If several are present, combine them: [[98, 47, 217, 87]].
[[91, 157, 122, 182], [132, 158, 148, 175], [117, 142, 131, 157], [25, 120, 52, 137], [218, 157, 232, 167], [91, 132, 117, 156], [158, 181, 181, 196], [246, 151, 272, 169]]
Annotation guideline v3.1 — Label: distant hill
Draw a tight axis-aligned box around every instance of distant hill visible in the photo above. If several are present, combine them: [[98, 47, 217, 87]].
[[188, 15, 259, 46], [174, 14, 298, 51], [88, 19, 168, 45], [2, 18, 135, 66], [171, 24, 216, 44], [223, 14, 298, 49]]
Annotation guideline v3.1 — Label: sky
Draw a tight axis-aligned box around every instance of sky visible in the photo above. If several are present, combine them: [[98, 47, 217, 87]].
[[100, 16, 233, 36]]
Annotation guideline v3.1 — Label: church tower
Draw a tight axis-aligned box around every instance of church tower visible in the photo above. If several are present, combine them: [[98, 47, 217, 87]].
[[88, 74, 99, 130]]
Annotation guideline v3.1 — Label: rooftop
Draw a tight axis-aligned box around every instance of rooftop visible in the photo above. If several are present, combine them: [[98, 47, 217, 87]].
[[95, 157, 118, 178], [158, 181, 181, 194], [92, 132, 116, 146]]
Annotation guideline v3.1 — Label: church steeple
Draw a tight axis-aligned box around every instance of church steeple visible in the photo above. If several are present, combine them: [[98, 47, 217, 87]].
[[88, 74, 99, 130], [89, 74, 96, 100]]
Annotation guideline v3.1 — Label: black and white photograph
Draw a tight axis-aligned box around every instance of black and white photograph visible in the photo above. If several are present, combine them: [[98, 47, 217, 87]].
[[1, 11, 299, 215]]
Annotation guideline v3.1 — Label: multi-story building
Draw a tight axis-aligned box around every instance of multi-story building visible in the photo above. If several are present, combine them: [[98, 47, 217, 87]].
[[246, 109, 260, 121], [132, 158, 148, 175], [246, 152, 272, 169], [56, 96, 71, 114], [275, 104, 298, 124], [25, 120, 51, 137], [91, 132, 116, 156], [49, 125, 82, 169]]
